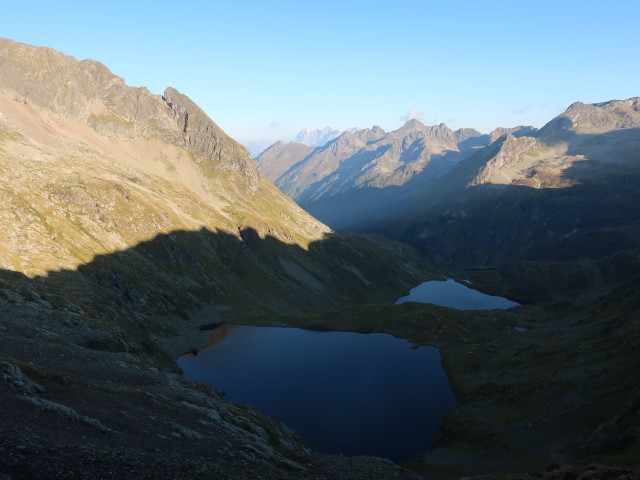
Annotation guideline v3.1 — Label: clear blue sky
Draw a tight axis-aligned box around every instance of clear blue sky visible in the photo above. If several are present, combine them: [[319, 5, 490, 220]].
[[2, 1, 638, 154]]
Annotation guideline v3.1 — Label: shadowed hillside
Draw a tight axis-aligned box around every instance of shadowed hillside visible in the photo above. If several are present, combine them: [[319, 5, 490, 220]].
[[2, 224, 638, 479], [0, 225, 433, 480], [383, 126, 640, 268], [0, 226, 429, 359]]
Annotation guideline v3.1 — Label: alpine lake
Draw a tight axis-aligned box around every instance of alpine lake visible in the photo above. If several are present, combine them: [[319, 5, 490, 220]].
[[178, 279, 519, 464]]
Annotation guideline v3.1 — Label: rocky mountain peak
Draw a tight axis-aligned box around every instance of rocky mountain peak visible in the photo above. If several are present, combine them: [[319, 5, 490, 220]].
[[162, 86, 259, 193], [0, 38, 259, 195], [489, 125, 537, 143], [454, 127, 483, 141], [396, 120, 457, 143], [293, 126, 357, 147], [257, 140, 285, 156], [254, 140, 314, 181], [420, 123, 459, 146], [354, 125, 386, 144], [325, 130, 364, 148], [539, 97, 640, 137], [0, 37, 121, 120], [398, 118, 426, 132]]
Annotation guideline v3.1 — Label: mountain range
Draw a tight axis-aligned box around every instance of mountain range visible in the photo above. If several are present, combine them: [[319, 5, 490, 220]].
[[256, 120, 539, 230], [292, 126, 358, 147], [384, 98, 640, 267], [1, 37, 639, 480], [256, 100, 640, 267]]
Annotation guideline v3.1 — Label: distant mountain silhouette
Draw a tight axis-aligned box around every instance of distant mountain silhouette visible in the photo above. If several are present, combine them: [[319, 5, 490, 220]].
[[293, 126, 358, 147]]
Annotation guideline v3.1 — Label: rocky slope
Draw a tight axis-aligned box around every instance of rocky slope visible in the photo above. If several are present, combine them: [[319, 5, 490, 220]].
[[0, 37, 427, 304], [256, 120, 505, 230], [254, 139, 314, 181], [254, 97, 640, 477], [0, 38, 431, 479], [246, 247, 640, 479], [383, 97, 640, 267], [362, 98, 640, 477]]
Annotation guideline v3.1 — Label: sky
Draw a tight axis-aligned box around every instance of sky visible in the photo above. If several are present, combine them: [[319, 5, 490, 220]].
[[2, 1, 639, 155]]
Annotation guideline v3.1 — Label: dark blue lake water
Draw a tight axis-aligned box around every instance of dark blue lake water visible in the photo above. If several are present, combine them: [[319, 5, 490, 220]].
[[396, 278, 519, 310], [178, 324, 455, 464]]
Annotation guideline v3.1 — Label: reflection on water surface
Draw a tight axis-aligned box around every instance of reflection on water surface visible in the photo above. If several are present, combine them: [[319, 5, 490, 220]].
[[178, 324, 455, 464]]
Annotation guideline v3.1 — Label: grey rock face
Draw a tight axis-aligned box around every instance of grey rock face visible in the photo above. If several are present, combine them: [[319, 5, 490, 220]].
[[163, 87, 259, 193], [0, 37, 259, 195], [255, 119, 492, 230], [538, 97, 640, 137]]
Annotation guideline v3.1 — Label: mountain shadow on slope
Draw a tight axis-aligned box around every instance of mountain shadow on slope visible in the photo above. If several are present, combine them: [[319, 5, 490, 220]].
[[375, 127, 640, 268], [300, 147, 474, 231], [0, 227, 434, 480], [1, 208, 638, 480], [0, 226, 430, 359], [256, 123, 542, 231]]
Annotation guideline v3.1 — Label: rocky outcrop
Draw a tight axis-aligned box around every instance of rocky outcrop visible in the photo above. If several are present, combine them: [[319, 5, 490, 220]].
[[162, 87, 259, 194], [0, 37, 259, 197], [539, 97, 640, 137]]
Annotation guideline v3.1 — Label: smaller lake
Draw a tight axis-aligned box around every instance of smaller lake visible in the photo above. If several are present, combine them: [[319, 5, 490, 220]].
[[396, 278, 519, 310], [178, 325, 455, 464]]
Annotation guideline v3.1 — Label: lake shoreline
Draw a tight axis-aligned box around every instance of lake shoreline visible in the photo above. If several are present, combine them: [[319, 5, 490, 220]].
[[179, 324, 456, 464]]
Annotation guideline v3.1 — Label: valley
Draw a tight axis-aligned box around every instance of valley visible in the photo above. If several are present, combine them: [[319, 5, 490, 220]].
[[0, 36, 638, 480]]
